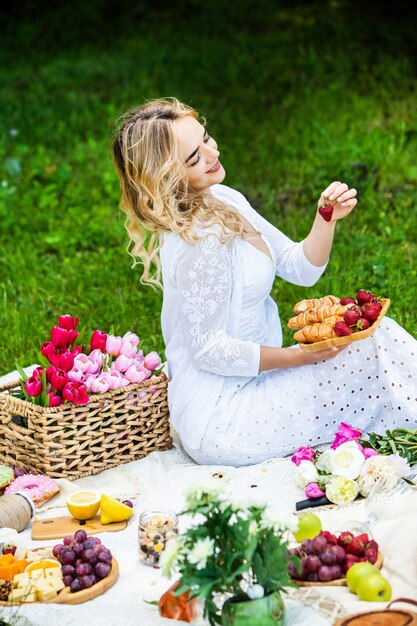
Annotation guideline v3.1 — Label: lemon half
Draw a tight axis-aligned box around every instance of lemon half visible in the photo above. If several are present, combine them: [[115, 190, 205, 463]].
[[100, 493, 133, 525], [66, 490, 100, 520]]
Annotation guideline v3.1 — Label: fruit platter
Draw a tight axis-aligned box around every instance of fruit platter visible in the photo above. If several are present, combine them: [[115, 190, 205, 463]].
[[289, 529, 383, 588], [287, 289, 390, 352], [0, 530, 118, 605]]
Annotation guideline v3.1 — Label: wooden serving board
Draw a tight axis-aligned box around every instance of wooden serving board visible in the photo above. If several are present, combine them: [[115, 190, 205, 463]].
[[295, 551, 383, 587], [299, 298, 390, 352], [0, 558, 118, 606], [31, 515, 127, 540]]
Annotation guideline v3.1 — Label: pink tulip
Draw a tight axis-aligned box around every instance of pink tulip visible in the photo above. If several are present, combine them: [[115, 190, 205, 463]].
[[119, 340, 138, 358], [124, 364, 151, 384], [143, 351, 162, 371], [32, 366, 44, 379], [62, 381, 89, 405], [363, 447, 379, 459], [106, 335, 123, 357], [73, 353, 98, 374], [82, 375, 97, 392], [291, 446, 316, 466], [90, 329, 108, 352], [305, 483, 325, 499], [25, 376, 42, 397], [51, 326, 72, 348], [122, 331, 140, 347], [89, 349, 103, 367], [102, 371, 130, 390], [90, 375, 110, 394], [48, 392, 63, 407], [58, 314, 79, 330], [112, 355, 135, 373], [67, 366, 85, 382]]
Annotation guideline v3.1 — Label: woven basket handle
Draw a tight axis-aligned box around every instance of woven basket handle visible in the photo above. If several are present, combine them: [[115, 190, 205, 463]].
[[387, 598, 417, 610]]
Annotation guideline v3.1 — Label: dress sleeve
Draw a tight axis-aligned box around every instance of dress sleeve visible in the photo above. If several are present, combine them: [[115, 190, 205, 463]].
[[174, 234, 260, 377], [254, 210, 328, 287]]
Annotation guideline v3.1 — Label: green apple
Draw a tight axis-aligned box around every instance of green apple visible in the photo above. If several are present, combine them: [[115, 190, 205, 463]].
[[356, 573, 392, 602], [292, 513, 322, 542], [346, 562, 379, 593]]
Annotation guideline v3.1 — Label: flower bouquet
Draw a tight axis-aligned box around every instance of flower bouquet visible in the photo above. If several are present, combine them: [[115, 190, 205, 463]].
[[158, 482, 299, 626], [0, 315, 171, 480], [291, 422, 411, 505]]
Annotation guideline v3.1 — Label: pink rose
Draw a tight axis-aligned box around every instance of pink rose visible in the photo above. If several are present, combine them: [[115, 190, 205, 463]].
[[90, 374, 110, 394], [106, 335, 123, 357], [122, 331, 140, 347], [112, 355, 135, 373], [363, 447, 379, 459], [143, 351, 162, 371], [331, 422, 363, 449], [305, 483, 325, 499], [124, 364, 151, 384], [291, 446, 316, 466], [119, 340, 138, 358]]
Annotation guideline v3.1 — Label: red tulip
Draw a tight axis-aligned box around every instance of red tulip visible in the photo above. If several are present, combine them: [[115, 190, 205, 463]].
[[58, 315, 79, 330], [48, 392, 63, 407], [48, 368, 68, 391], [58, 351, 75, 371], [32, 366, 44, 379], [72, 345, 82, 356], [51, 326, 70, 348], [90, 329, 108, 352], [68, 329, 79, 346], [62, 381, 89, 405], [41, 341, 57, 359], [25, 376, 42, 397]]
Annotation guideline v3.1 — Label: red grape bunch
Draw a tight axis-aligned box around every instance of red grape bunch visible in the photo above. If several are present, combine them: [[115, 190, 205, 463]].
[[52, 530, 113, 593], [288, 530, 379, 583]]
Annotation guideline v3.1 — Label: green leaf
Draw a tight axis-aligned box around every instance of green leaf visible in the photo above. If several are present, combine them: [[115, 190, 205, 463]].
[[15, 363, 29, 382]]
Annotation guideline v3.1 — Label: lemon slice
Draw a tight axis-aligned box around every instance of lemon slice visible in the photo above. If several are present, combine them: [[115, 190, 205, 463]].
[[25, 559, 61, 573], [100, 494, 133, 525], [66, 490, 100, 520]]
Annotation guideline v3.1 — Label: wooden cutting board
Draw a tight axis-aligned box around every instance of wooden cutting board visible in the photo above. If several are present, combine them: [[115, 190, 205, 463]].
[[299, 298, 390, 351], [0, 558, 119, 606], [31, 515, 127, 540]]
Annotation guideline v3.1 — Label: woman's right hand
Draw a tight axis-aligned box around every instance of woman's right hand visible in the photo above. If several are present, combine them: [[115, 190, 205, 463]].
[[259, 344, 347, 371], [291, 344, 347, 366]]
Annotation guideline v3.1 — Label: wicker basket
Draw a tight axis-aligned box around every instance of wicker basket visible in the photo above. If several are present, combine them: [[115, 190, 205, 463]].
[[0, 372, 172, 479]]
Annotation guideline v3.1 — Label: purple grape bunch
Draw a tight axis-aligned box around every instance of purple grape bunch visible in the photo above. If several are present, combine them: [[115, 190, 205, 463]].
[[288, 534, 345, 583], [52, 530, 113, 593]]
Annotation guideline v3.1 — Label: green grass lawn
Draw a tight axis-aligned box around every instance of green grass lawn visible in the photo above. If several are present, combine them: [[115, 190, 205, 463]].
[[1, 1, 416, 374]]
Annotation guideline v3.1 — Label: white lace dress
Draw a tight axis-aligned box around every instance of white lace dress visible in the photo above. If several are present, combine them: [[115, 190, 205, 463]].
[[160, 184, 417, 466]]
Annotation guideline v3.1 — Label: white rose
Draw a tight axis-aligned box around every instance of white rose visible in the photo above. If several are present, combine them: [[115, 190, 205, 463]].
[[316, 449, 333, 473], [357, 454, 407, 497], [326, 441, 365, 480], [296, 460, 319, 489], [325, 476, 359, 505]]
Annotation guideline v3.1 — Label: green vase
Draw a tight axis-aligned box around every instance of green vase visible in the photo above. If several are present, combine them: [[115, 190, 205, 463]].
[[221, 591, 285, 626]]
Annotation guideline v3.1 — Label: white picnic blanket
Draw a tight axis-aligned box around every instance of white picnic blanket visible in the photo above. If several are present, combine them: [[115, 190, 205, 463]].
[[1, 368, 417, 626]]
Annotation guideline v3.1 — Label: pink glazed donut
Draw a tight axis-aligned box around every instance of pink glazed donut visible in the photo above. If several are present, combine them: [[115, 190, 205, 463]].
[[5, 473, 60, 505]]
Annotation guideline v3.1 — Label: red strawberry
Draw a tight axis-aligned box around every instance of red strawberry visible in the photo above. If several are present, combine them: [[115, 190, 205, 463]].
[[320, 531, 338, 546], [342, 553, 359, 574], [355, 318, 370, 331], [356, 289, 376, 306], [364, 547, 378, 564], [334, 321, 352, 337], [337, 531, 354, 548], [356, 534, 370, 544], [365, 539, 379, 552], [345, 537, 365, 557], [2, 544, 16, 556], [318, 203, 334, 222], [362, 301, 382, 323], [343, 308, 361, 327], [340, 297, 357, 306]]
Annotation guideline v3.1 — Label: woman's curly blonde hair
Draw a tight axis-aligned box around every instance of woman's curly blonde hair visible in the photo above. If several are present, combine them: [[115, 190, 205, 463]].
[[112, 97, 248, 289]]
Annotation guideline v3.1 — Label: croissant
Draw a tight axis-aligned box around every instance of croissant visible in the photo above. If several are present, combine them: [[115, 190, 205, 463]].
[[288, 305, 348, 329], [293, 323, 339, 343], [293, 295, 340, 314]]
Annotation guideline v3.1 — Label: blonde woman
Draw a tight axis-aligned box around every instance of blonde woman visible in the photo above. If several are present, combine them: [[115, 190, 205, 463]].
[[112, 98, 417, 466]]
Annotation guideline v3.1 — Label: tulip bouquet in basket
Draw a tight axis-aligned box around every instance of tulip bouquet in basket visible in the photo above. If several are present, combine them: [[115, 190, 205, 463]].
[[291, 422, 411, 505], [17, 314, 162, 407]]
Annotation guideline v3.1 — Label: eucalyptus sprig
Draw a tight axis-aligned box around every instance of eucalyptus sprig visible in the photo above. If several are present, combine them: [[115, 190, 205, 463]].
[[360, 428, 417, 466]]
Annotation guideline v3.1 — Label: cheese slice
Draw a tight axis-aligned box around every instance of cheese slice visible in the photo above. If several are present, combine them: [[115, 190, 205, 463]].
[[8, 586, 37, 603], [13, 572, 31, 588], [34, 579, 57, 602]]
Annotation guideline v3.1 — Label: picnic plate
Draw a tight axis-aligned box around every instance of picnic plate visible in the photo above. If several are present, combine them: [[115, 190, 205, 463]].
[[293, 551, 383, 587], [0, 556, 119, 605], [299, 298, 390, 352]]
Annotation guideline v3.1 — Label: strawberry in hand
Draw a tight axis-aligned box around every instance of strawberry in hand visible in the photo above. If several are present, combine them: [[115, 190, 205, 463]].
[[318, 181, 358, 223]]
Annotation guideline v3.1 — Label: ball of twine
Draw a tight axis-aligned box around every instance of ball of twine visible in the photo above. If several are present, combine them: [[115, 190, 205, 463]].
[[0, 494, 33, 532]]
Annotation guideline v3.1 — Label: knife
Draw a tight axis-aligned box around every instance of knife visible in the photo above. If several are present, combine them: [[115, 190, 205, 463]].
[[295, 496, 332, 511]]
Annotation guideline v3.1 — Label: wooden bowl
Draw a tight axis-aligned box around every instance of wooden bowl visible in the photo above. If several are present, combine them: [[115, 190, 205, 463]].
[[299, 298, 390, 351], [294, 551, 383, 587]]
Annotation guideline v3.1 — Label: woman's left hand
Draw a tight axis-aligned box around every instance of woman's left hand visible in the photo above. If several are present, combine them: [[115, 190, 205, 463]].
[[318, 181, 357, 222]]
